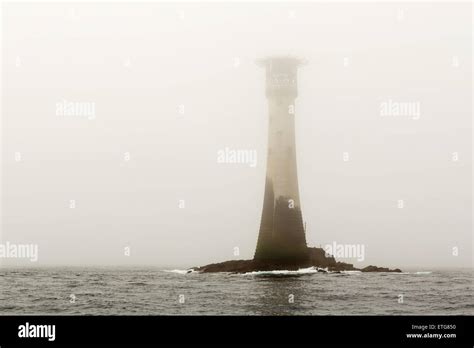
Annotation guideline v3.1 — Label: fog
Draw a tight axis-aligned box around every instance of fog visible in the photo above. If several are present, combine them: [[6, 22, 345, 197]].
[[1, 2, 472, 269]]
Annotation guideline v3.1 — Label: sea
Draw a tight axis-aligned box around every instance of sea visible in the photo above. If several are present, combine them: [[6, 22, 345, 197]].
[[0, 267, 472, 315]]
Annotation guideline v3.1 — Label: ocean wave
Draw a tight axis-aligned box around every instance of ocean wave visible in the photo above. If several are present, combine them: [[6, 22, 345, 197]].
[[128, 282, 148, 286]]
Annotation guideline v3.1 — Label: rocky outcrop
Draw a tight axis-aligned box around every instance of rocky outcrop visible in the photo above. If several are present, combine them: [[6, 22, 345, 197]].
[[361, 265, 402, 273], [194, 247, 401, 273]]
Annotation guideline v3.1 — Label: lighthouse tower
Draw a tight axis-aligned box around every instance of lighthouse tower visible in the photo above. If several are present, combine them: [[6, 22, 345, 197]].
[[254, 56, 308, 262]]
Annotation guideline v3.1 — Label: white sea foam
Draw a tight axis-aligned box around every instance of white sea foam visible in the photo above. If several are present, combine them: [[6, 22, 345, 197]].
[[242, 266, 330, 276], [389, 271, 432, 275], [164, 268, 419, 276], [163, 269, 195, 275]]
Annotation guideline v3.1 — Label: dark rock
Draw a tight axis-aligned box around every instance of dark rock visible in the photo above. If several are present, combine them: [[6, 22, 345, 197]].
[[194, 259, 306, 274], [194, 247, 402, 274], [361, 265, 402, 273], [307, 247, 336, 267], [329, 261, 357, 272]]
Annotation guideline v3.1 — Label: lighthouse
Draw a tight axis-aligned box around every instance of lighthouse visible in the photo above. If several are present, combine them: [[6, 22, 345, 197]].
[[196, 56, 401, 274], [254, 56, 309, 262]]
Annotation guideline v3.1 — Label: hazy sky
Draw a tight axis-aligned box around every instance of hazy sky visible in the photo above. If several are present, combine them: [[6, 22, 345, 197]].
[[1, 2, 472, 269]]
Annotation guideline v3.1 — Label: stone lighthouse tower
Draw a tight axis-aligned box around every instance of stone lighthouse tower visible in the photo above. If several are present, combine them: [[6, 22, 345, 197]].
[[254, 56, 309, 263]]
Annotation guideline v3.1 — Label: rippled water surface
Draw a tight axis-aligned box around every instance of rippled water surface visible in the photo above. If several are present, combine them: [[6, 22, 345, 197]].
[[0, 267, 472, 315]]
